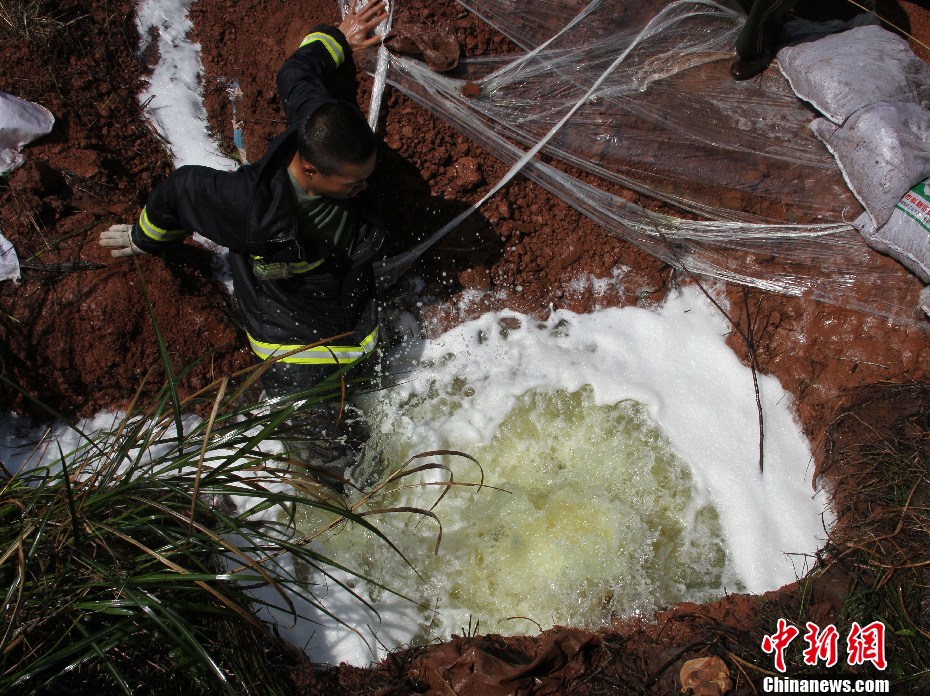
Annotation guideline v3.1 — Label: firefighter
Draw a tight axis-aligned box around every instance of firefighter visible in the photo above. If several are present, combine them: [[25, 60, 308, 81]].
[[101, 3, 389, 492], [101, 2, 389, 398]]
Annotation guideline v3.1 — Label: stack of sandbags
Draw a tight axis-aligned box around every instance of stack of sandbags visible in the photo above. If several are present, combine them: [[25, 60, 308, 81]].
[[778, 25, 930, 315]]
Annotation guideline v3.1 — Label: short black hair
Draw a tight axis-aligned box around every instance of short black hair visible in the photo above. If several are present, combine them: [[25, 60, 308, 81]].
[[296, 101, 377, 175]]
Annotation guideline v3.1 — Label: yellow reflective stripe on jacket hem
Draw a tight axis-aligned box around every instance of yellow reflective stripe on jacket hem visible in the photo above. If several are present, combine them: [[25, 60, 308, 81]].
[[248, 327, 378, 365], [139, 207, 184, 243], [299, 32, 345, 67]]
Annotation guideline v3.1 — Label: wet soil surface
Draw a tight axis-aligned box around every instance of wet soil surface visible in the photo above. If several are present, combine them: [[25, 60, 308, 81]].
[[1, 0, 929, 692]]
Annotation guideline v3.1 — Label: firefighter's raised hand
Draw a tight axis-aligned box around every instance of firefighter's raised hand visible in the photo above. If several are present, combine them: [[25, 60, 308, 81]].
[[99, 223, 144, 258], [339, 0, 388, 52]]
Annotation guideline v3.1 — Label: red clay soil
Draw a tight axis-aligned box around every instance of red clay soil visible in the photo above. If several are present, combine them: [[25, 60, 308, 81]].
[[0, 0, 250, 416], [1, 0, 930, 693]]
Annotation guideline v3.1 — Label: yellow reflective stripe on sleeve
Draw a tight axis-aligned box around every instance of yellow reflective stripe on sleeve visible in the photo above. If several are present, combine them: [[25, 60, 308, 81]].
[[248, 326, 378, 365], [139, 207, 184, 243], [299, 32, 345, 67]]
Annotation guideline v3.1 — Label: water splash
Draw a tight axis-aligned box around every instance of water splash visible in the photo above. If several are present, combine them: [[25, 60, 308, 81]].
[[299, 385, 741, 639], [290, 287, 828, 660]]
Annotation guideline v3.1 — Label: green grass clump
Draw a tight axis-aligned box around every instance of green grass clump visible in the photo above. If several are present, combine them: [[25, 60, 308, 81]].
[[747, 384, 930, 688], [822, 386, 930, 687], [0, 359, 429, 694], [0, 258, 483, 694]]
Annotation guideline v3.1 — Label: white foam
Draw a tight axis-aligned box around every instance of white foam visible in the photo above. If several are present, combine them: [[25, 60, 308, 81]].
[[135, 0, 237, 170], [385, 286, 828, 588], [0, 410, 125, 476], [287, 285, 831, 665]]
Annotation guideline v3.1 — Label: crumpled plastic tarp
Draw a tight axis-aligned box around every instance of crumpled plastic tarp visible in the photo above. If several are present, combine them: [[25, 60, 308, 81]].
[[373, 0, 930, 324], [0, 91, 54, 174], [386, 23, 460, 72], [680, 656, 733, 696], [340, 0, 395, 130]]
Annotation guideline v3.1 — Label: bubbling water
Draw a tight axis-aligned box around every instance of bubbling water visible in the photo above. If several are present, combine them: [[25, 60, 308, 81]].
[[290, 288, 828, 659], [298, 385, 741, 640]]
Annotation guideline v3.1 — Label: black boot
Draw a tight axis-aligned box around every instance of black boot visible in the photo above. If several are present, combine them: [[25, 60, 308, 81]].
[[281, 403, 371, 495], [730, 51, 773, 80]]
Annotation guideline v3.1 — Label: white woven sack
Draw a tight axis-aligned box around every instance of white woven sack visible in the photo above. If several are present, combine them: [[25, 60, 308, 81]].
[[812, 102, 930, 228], [854, 179, 930, 284], [0, 91, 54, 173], [778, 25, 930, 125], [0, 232, 20, 283]]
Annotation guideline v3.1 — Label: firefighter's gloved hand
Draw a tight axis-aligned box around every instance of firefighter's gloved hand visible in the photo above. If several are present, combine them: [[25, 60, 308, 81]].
[[339, 0, 388, 52], [99, 223, 144, 258]]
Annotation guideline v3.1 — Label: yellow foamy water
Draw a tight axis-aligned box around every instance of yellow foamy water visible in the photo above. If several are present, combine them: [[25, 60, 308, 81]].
[[296, 385, 740, 640]]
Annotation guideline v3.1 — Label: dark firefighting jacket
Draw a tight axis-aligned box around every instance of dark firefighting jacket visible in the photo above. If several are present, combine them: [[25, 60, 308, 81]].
[[131, 25, 385, 368]]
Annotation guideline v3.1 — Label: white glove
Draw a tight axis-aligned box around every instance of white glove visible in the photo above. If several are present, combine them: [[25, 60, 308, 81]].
[[99, 223, 144, 258]]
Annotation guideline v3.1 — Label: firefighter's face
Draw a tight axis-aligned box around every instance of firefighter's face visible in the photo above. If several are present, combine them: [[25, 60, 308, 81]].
[[304, 152, 377, 199]]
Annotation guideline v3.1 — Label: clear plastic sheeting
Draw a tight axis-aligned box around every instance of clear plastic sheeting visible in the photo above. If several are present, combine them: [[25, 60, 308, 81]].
[[379, 0, 926, 323], [340, 0, 394, 129], [455, 0, 856, 224]]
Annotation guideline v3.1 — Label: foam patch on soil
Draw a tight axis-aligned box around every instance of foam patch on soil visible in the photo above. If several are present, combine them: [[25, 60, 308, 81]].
[[136, 0, 238, 170]]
